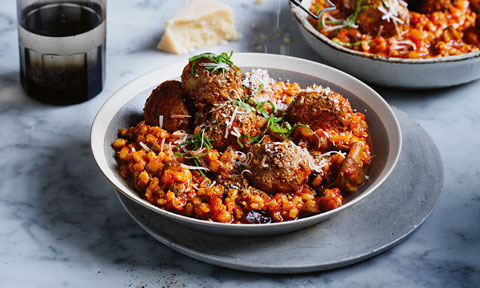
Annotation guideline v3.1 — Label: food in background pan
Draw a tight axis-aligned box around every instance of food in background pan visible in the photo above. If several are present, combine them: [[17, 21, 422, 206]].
[[112, 52, 372, 224], [310, 0, 480, 58]]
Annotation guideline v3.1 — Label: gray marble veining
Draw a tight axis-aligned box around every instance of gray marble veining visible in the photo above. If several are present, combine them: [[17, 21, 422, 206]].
[[0, 0, 479, 287]]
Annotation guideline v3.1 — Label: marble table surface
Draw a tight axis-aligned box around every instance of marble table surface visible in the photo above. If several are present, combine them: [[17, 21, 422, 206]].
[[1, 0, 479, 287]]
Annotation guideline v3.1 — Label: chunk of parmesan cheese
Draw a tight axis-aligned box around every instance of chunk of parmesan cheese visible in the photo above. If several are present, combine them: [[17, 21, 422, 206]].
[[157, 0, 241, 54]]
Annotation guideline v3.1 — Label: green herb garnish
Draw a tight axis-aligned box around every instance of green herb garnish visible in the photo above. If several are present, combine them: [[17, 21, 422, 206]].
[[188, 51, 240, 76], [174, 131, 214, 184], [174, 132, 214, 159], [286, 123, 322, 148], [334, 40, 364, 47], [232, 99, 256, 113]]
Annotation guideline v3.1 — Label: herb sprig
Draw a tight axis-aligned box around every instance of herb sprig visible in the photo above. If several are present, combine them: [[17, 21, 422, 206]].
[[232, 99, 320, 149], [334, 40, 365, 47], [174, 132, 214, 159], [345, 1, 375, 28], [188, 51, 240, 76], [317, 0, 375, 30], [232, 99, 256, 113], [174, 132, 214, 183]]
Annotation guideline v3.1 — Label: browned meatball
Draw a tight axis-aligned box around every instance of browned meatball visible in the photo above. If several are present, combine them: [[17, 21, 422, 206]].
[[471, 0, 480, 13], [332, 0, 355, 11], [356, 0, 409, 38], [195, 103, 266, 149], [247, 140, 312, 194], [286, 85, 352, 132], [181, 55, 244, 106], [417, 0, 454, 13], [144, 80, 194, 133]]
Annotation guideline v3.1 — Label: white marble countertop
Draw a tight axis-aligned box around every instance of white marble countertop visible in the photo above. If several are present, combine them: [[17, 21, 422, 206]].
[[1, 0, 479, 287]]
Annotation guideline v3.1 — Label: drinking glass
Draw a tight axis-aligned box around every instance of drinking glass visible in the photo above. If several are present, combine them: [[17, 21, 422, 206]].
[[17, 0, 106, 105]]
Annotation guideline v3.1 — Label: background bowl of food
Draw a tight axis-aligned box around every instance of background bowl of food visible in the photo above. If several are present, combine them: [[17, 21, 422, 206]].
[[291, 0, 480, 89], [91, 52, 402, 237]]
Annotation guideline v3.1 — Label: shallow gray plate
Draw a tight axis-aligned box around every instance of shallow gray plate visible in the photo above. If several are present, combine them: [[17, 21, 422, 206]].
[[115, 108, 443, 274]]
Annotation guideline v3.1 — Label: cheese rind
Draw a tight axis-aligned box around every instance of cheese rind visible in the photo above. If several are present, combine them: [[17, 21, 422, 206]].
[[158, 0, 241, 54]]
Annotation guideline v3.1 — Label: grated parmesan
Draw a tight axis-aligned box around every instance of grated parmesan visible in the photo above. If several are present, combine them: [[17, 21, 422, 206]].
[[224, 106, 239, 138], [139, 141, 153, 153], [180, 164, 210, 171], [241, 169, 252, 176], [377, 0, 408, 32]]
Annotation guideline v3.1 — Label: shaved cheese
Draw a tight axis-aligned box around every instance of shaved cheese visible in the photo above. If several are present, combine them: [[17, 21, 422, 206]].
[[224, 106, 238, 138], [391, 39, 417, 53], [378, 0, 407, 30], [230, 126, 241, 138], [180, 164, 210, 171], [170, 115, 192, 118], [139, 141, 153, 153], [160, 138, 165, 153], [191, 148, 208, 156], [159, 115, 164, 129], [241, 169, 252, 176], [242, 69, 274, 91], [304, 85, 331, 94], [234, 151, 253, 167], [172, 131, 195, 152], [199, 130, 206, 150], [257, 135, 267, 144], [321, 13, 355, 31], [209, 103, 228, 113], [377, 25, 384, 37], [260, 155, 268, 168], [229, 89, 242, 100], [320, 150, 346, 157], [172, 130, 192, 136]]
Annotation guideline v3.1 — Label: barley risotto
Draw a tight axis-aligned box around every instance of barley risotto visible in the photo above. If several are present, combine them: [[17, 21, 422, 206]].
[[112, 52, 372, 224]]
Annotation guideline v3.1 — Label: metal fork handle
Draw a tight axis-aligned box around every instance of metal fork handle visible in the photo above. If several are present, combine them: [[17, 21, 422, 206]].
[[290, 0, 336, 20]]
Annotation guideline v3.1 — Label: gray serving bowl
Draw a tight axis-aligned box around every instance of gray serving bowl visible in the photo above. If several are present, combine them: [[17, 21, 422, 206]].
[[91, 53, 402, 237], [291, 0, 480, 89]]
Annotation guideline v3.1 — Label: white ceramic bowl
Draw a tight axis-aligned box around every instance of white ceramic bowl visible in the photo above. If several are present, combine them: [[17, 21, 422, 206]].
[[91, 53, 402, 237], [291, 0, 480, 89]]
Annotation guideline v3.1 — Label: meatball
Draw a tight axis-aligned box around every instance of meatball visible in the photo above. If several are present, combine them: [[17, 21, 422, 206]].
[[416, 0, 453, 13], [286, 85, 352, 132], [195, 103, 266, 149], [356, 0, 409, 38], [332, 0, 355, 11], [144, 80, 194, 133], [247, 141, 312, 194], [181, 55, 244, 106], [471, 0, 480, 13]]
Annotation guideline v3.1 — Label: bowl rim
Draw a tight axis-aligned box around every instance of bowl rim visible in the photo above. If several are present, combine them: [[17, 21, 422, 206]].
[[290, 0, 480, 64], [91, 52, 402, 231]]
